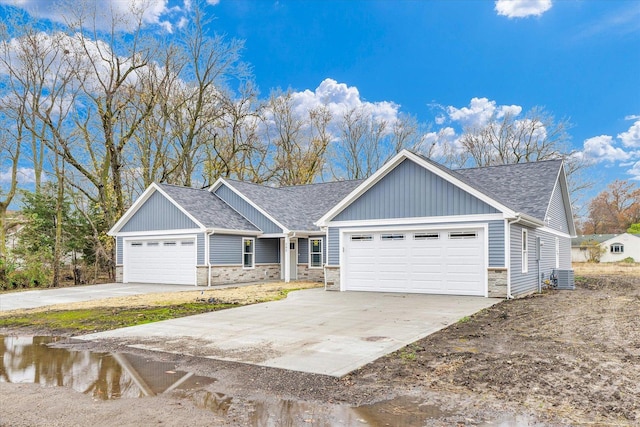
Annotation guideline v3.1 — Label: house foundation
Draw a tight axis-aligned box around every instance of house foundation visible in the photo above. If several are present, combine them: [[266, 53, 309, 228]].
[[324, 266, 340, 291], [487, 268, 508, 298], [206, 264, 280, 286], [296, 264, 324, 282]]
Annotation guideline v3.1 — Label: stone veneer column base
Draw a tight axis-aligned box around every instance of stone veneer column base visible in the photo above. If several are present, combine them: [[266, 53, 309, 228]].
[[488, 268, 508, 298], [115, 266, 123, 283], [324, 266, 340, 291]]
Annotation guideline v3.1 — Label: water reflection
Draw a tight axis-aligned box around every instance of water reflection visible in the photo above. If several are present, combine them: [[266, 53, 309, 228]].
[[0, 336, 215, 400]]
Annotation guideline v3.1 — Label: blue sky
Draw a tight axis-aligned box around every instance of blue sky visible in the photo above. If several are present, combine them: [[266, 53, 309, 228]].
[[1, 0, 639, 209]]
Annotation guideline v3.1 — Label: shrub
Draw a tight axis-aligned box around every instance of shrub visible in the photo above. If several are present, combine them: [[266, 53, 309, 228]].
[[622, 257, 635, 264]]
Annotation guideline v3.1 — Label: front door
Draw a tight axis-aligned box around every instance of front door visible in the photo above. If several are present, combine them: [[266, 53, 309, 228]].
[[289, 238, 298, 280]]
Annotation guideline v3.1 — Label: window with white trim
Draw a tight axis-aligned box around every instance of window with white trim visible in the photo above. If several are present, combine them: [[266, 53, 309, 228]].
[[414, 232, 439, 240], [381, 233, 405, 241], [350, 234, 373, 241], [309, 238, 323, 268], [555, 237, 560, 268], [610, 243, 624, 254], [449, 231, 477, 239], [131, 242, 143, 247], [522, 229, 529, 273], [243, 238, 254, 269]]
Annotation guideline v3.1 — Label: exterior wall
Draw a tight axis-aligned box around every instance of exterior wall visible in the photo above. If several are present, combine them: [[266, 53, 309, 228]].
[[116, 237, 123, 265], [196, 266, 208, 286], [115, 266, 123, 283], [510, 224, 572, 297], [256, 238, 280, 264], [208, 264, 280, 285], [600, 234, 640, 262], [210, 234, 242, 265], [214, 184, 282, 233], [297, 236, 328, 265], [488, 220, 505, 267], [546, 180, 571, 234], [333, 159, 499, 221], [487, 268, 507, 298], [296, 264, 324, 282], [571, 247, 590, 262], [324, 266, 340, 290], [121, 191, 198, 232], [327, 227, 340, 266]]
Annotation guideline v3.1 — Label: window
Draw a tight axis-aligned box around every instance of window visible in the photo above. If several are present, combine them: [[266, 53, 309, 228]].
[[163, 241, 176, 246], [555, 237, 560, 269], [610, 243, 624, 254], [522, 229, 529, 273], [181, 241, 194, 246], [243, 238, 254, 269], [381, 233, 405, 241], [350, 234, 373, 241], [309, 238, 323, 268], [449, 231, 477, 239], [131, 242, 143, 247], [147, 242, 159, 247], [414, 232, 439, 240]]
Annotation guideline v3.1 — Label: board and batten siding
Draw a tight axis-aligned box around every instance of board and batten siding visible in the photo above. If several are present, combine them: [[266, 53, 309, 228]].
[[297, 237, 327, 265], [121, 191, 198, 232], [510, 224, 572, 297], [546, 180, 571, 234], [327, 220, 505, 268], [210, 234, 242, 265], [256, 238, 280, 264], [333, 159, 499, 221], [214, 184, 282, 233]]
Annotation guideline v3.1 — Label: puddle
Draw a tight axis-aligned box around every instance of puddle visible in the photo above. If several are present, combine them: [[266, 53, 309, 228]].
[[1, 336, 541, 426], [0, 336, 215, 400]]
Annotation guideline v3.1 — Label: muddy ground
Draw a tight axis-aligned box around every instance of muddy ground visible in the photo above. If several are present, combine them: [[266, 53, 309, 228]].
[[1, 275, 639, 426]]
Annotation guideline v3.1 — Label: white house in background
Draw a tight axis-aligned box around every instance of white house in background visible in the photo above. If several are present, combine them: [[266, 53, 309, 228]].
[[572, 233, 640, 263]]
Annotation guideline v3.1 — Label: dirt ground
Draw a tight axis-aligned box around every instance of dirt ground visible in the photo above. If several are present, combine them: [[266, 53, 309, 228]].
[[1, 269, 639, 426]]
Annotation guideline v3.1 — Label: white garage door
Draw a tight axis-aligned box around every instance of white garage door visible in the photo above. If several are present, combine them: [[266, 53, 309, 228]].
[[124, 238, 196, 285], [343, 228, 485, 296]]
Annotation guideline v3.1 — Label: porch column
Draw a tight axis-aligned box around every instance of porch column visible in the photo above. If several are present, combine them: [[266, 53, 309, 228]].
[[284, 234, 291, 283]]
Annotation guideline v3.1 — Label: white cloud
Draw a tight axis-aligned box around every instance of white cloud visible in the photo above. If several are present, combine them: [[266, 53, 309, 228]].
[[625, 114, 640, 121], [0, 0, 175, 32], [289, 78, 400, 125], [628, 161, 640, 180], [618, 120, 640, 148], [446, 97, 522, 128], [495, 0, 552, 19], [581, 135, 630, 162], [0, 167, 37, 184], [206, 0, 220, 5]]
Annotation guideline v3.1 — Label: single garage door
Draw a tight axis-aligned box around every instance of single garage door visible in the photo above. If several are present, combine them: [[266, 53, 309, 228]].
[[343, 228, 485, 296], [124, 238, 196, 285]]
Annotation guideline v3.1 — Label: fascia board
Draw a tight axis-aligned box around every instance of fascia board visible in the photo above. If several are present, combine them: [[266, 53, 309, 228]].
[[108, 183, 160, 236]]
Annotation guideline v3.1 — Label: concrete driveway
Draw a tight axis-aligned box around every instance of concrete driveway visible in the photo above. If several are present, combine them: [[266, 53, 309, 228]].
[[0, 283, 197, 312], [80, 289, 500, 377]]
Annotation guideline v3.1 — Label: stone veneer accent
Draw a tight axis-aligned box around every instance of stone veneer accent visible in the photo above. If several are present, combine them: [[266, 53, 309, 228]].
[[488, 268, 508, 298], [296, 264, 324, 282], [324, 266, 340, 291], [207, 264, 280, 286], [115, 266, 123, 283]]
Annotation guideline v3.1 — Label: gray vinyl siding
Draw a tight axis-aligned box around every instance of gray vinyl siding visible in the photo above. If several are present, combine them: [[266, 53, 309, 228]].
[[116, 237, 123, 265], [328, 228, 340, 266], [121, 190, 199, 232], [256, 238, 280, 264], [298, 236, 327, 265], [210, 234, 242, 265], [334, 159, 499, 221], [196, 233, 205, 265], [510, 225, 572, 297], [546, 181, 570, 234], [214, 184, 282, 233], [488, 220, 505, 267]]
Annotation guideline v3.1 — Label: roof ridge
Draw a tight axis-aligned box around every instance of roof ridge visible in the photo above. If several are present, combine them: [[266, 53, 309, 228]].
[[456, 158, 563, 172]]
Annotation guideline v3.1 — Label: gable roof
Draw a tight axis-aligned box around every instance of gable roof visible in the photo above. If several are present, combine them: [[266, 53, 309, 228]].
[[108, 182, 259, 235], [455, 159, 564, 221], [572, 233, 640, 246], [157, 184, 259, 232], [224, 179, 364, 231]]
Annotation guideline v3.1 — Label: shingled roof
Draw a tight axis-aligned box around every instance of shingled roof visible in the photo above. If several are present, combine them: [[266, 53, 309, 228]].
[[158, 183, 259, 232], [455, 159, 563, 221], [225, 179, 364, 231]]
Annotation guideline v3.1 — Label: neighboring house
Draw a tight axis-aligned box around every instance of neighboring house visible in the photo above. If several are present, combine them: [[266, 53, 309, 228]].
[[109, 150, 576, 298], [572, 233, 640, 263]]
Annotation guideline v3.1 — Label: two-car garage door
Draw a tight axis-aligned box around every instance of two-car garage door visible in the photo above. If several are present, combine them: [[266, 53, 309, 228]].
[[343, 228, 485, 296], [124, 238, 196, 285]]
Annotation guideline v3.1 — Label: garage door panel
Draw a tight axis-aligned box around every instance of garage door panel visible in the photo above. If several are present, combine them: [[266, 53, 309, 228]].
[[125, 238, 195, 285], [344, 228, 485, 296]]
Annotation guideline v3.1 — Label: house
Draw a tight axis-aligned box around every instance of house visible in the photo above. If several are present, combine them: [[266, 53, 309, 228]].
[[109, 150, 576, 298], [572, 233, 640, 263]]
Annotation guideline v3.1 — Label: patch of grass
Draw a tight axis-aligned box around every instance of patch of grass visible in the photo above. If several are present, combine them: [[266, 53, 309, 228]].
[[0, 303, 239, 333], [397, 343, 421, 362], [458, 316, 471, 323]]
